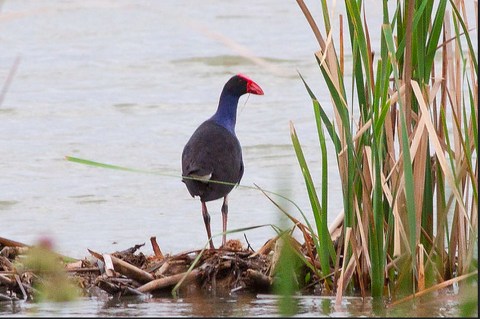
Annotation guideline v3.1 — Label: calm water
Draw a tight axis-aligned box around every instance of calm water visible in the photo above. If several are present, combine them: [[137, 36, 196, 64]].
[[0, 0, 476, 316], [0, 0, 340, 258], [0, 290, 470, 317]]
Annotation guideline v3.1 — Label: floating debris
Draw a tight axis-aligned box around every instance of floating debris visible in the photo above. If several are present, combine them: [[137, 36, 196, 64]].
[[0, 234, 322, 301]]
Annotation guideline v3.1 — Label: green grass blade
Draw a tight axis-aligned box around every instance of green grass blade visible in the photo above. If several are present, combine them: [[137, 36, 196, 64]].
[[313, 106, 336, 279], [424, 0, 447, 81], [65, 156, 163, 175], [298, 72, 342, 153], [383, 23, 417, 285], [448, 0, 478, 72], [467, 82, 478, 153], [290, 121, 331, 278]]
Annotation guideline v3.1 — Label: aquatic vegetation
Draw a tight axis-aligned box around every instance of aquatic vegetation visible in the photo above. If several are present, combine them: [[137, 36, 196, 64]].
[[286, 0, 477, 305]]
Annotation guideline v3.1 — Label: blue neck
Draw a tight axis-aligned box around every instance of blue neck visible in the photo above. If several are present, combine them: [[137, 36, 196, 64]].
[[210, 92, 240, 134]]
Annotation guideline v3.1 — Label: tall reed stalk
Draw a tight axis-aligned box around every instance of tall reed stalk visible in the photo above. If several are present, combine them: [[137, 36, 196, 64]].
[[290, 0, 478, 301]]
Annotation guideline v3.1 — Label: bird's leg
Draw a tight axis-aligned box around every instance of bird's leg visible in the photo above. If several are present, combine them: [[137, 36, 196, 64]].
[[201, 201, 215, 249], [221, 196, 228, 247]]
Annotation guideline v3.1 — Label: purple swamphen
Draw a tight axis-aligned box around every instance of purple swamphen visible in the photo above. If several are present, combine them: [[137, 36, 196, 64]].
[[182, 74, 264, 249]]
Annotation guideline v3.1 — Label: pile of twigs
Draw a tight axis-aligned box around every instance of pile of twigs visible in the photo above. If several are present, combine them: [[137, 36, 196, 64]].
[[0, 235, 318, 302]]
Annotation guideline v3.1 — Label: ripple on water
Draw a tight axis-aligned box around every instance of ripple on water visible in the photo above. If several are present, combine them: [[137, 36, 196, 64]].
[[171, 55, 298, 67], [0, 200, 18, 210]]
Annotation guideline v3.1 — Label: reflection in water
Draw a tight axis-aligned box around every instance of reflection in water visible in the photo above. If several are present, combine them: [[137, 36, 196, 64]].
[[96, 295, 160, 317], [0, 289, 468, 317]]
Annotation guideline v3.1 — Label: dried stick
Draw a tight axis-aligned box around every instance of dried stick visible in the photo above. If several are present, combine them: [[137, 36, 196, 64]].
[[0, 292, 14, 301], [137, 270, 200, 293], [0, 236, 28, 248], [88, 249, 154, 283], [0, 274, 13, 285], [14, 274, 27, 300], [110, 255, 154, 283], [150, 237, 164, 259], [103, 254, 116, 277], [65, 267, 100, 273]]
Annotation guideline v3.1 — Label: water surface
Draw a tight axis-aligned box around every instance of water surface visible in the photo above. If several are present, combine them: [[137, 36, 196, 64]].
[[0, 289, 469, 317], [0, 0, 346, 259], [0, 0, 477, 317]]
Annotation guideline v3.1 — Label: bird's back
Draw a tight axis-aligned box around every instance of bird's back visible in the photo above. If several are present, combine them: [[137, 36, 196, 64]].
[[182, 120, 244, 202]]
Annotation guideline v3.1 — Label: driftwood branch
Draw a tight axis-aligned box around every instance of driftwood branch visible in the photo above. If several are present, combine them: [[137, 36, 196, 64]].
[[109, 255, 154, 283], [0, 236, 28, 248], [137, 270, 200, 293], [14, 274, 27, 300], [89, 249, 154, 283]]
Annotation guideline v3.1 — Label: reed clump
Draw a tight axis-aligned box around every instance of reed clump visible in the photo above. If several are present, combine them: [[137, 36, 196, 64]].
[[285, 0, 477, 305]]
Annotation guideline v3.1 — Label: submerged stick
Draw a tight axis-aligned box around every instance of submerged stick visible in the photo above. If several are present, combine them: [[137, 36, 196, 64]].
[[96, 278, 143, 296], [123, 286, 144, 296], [96, 278, 121, 295], [245, 269, 272, 290]]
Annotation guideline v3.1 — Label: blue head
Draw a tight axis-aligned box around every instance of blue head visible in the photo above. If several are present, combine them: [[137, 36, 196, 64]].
[[210, 74, 264, 133]]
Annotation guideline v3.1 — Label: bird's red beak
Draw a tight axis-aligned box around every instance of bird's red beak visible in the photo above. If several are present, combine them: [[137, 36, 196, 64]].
[[246, 80, 264, 95]]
